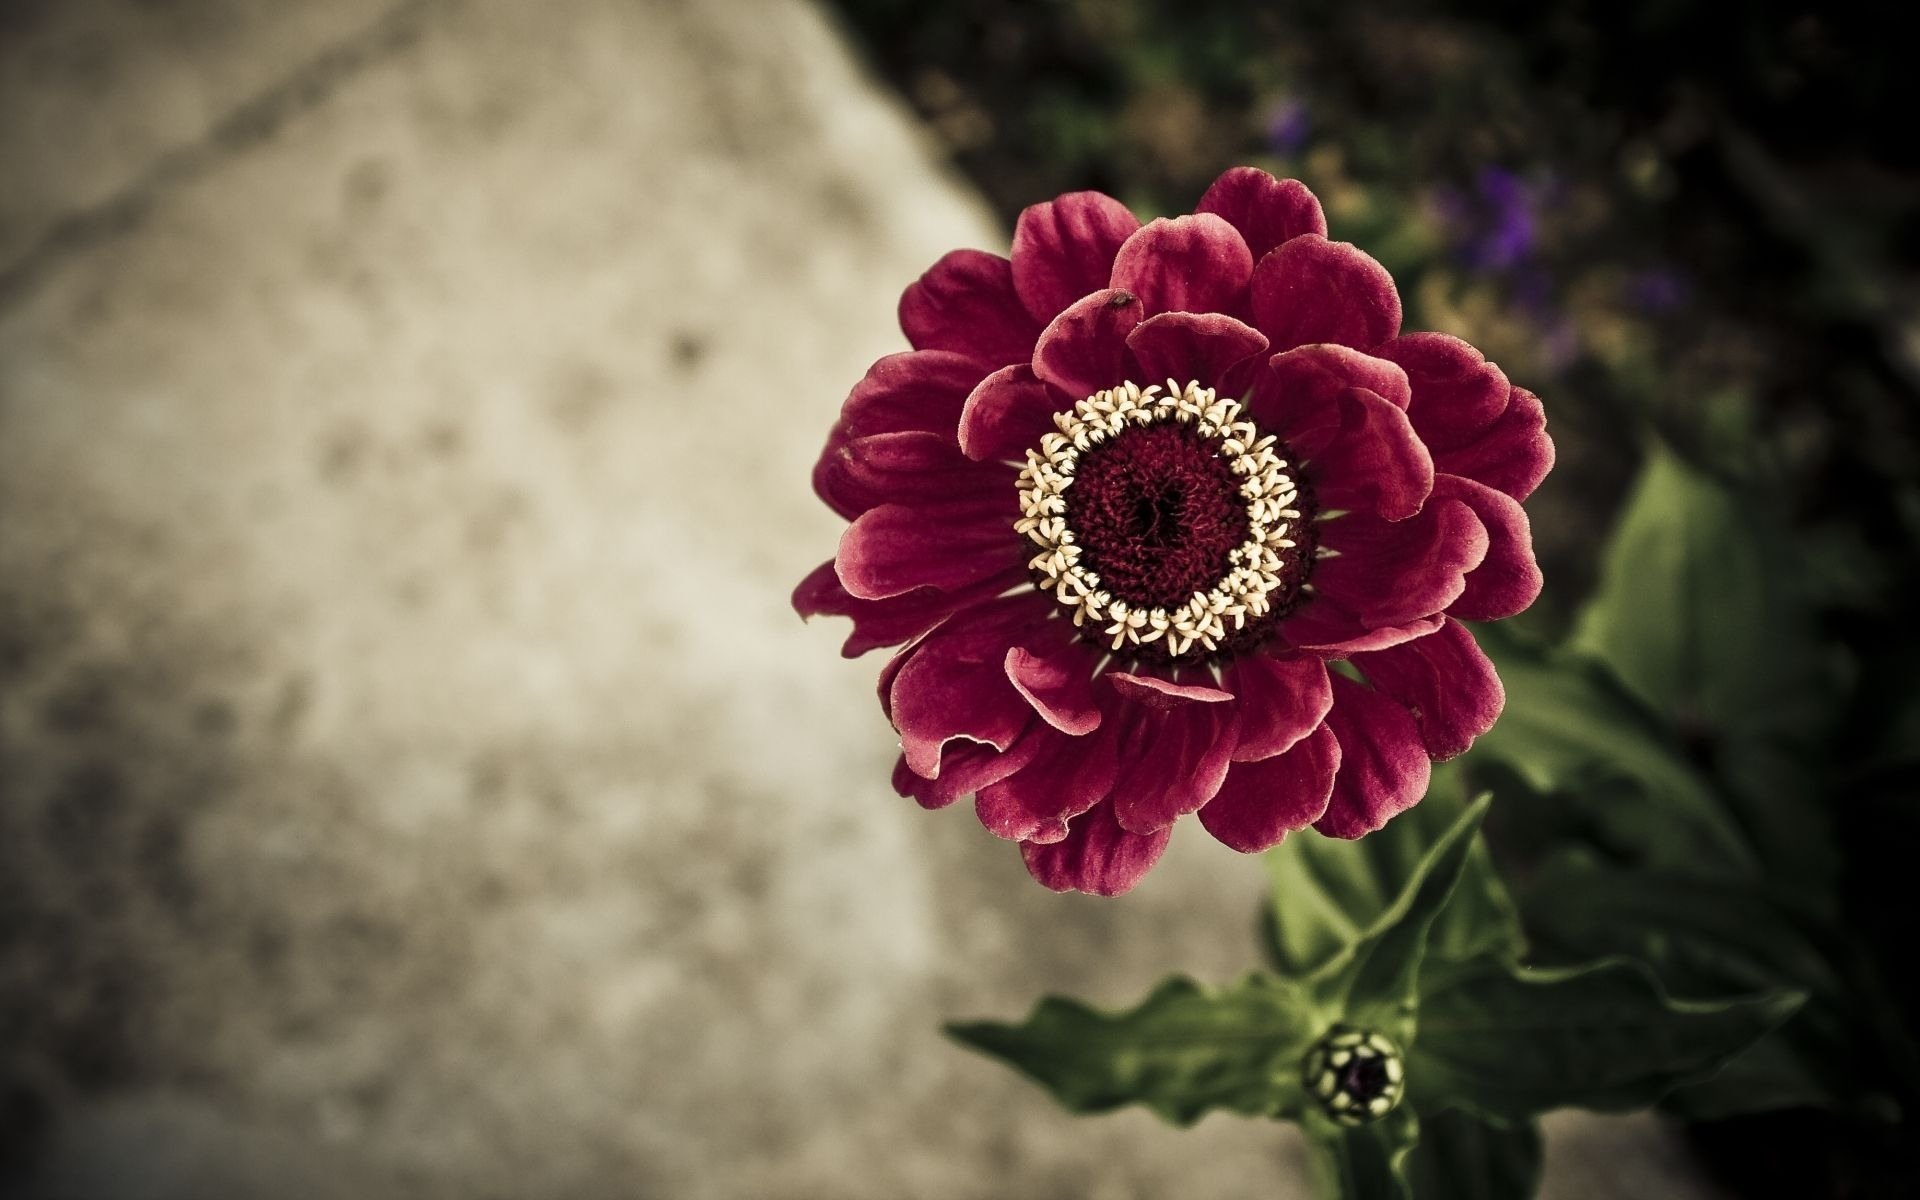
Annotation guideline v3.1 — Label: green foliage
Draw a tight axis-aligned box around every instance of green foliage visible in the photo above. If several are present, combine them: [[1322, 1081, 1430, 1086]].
[[1304, 1108, 1421, 1200], [1404, 1111, 1541, 1200]]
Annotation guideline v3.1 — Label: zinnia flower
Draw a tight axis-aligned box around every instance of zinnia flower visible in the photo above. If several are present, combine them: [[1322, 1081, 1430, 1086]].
[[795, 168, 1552, 896]]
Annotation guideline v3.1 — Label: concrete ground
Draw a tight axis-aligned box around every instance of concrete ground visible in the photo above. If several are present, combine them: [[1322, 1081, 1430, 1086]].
[[0, 2, 1724, 1196]]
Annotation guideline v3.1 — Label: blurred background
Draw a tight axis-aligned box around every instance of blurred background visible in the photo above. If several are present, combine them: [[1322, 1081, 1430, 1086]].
[[1, 0, 1914, 1196]]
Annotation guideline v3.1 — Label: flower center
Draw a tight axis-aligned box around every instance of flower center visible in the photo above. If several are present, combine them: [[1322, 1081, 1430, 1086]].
[[1302, 1027, 1406, 1126], [1015, 381, 1313, 662]]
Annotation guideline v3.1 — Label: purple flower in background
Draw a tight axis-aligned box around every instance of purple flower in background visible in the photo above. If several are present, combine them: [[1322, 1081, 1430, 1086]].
[[1264, 97, 1312, 158], [1437, 167, 1543, 274], [1626, 267, 1690, 313]]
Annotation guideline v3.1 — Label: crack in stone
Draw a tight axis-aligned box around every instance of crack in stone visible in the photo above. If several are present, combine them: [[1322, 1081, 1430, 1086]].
[[0, 0, 451, 313]]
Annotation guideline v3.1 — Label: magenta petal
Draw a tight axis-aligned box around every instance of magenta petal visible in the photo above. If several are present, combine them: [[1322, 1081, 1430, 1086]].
[[895, 732, 1045, 810], [1377, 332, 1512, 450], [1315, 674, 1432, 839], [1352, 618, 1504, 760], [1011, 191, 1143, 323], [977, 724, 1119, 844], [887, 601, 1048, 777], [1021, 801, 1172, 896], [1109, 214, 1255, 317], [899, 249, 1041, 369], [958, 365, 1061, 462], [814, 430, 1006, 518], [839, 350, 986, 439], [794, 559, 1027, 658], [1107, 670, 1234, 710], [1198, 724, 1340, 852], [1006, 637, 1103, 736], [1310, 499, 1490, 629], [1032, 289, 1147, 402], [1108, 702, 1239, 834], [1250, 235, 1402, 353], [1228, 654, 1334, 761], [1433, 386, 1555, 502], [1249, 344, 1411, 457], [1433, 474, 1543, 621], [836, 499, 1015, 600], [1125, 313, 1269, 397], [1196, 167, 1328, 261], [1303, 388, 1434, 521]]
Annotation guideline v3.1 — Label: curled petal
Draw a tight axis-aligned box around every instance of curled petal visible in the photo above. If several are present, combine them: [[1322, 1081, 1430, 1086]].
[[1228, 653, 1334, 761], [1012, 191, 1142, 323], [1107, 670, 1233, 710], [1196, 167, 1328, 261], [838, 349, 987, 440], [836, 498, 1017, 600], [886, 600, 1049, 777], [1309, 499, 1490, 630], [1433, 474, 1542, 621], [1315, 674, 1431, 839], [1251, 235, 1402, 352], [814, 430, 1006, 519], [899, 249, 1040, 369], [1376, 332, 1512, 449], [893, 734, 1043, 811], [1352, 618, 1504, 761], [1109, 214, 1255, 317], [1198, 724, 1340, 852], [1301, 387, 1434, 521], [1249, 344, 1411, 466], [1032, 289, 1146, 402], [793, 559, 1026, 658], [977, 722, 1120, 844], [1125, 313, 1269, 398], [1006, 628, 1103, 735], [1021, 801, 1171, 897], [1282, 613, 1446, 659], [1109, 702, 1240, 834], [1433, 385, 1554, 502], [958, 365, 1061, 462]]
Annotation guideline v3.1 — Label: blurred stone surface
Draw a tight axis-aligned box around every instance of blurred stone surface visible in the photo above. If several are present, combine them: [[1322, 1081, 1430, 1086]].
[[0, 1, 1720, 1197]]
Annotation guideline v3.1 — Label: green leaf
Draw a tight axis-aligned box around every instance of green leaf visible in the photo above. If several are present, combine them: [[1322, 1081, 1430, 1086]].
[[1264, 787, 1523, 980], [1407, 956, 1805, 1121], [1467, 621, 1758, 874], [1311, 795, 1491, 1041], [1404, 1110, 1541, 1200], [1303, 1106, 1419, 1200], [945, 974, 1320, 1126]]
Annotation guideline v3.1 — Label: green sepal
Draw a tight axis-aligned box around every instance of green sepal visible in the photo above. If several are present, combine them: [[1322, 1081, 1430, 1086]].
[[1406, 955, 1806, 1122], [945, 973, 1321, 1127], [1404, 1110, 1542, 1200], [1302, 1106, 1419, 1200]]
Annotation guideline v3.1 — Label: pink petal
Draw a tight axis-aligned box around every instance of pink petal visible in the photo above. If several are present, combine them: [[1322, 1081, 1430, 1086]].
[[793, 559, 1027, 658], [1351, 617, 1504, 761], [1198, 724, 1340, 852], [1006, 630, 1103, 736], [838, 350, 986, 439], [1281, 613, 1446, 659], [836, 498, 1017, 600], [894, 733, 1045, 811], [1315, 674, 1432, 839], [1432, 385, 1554, 502], [814, 430, 1007, 518], [1107, 670, 1234, 710], [957, 364, 1061, 462], [1031, 288, 1147, 402], [1433, 474, 1542, 621], [1228, 653, 1334, 761], [1308, 499, 1490, 629], [1195, 167, 1328, 260], [1125, 313, 1269, 398], [899, 249, 1041, 369], [1247, 344, 1412, 457], [1109, 214, 1255, 317], [887, 600, 1049, 777], [1011, 191, 1143, 323], [1301, 387, 1434, 521], [1108, 702, 1240, 834], [1021, 801, 1171, 896], [977, 723, 1120, 844], [1376, 333, 1512, 448], [1250, 235, 1402, 353]]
